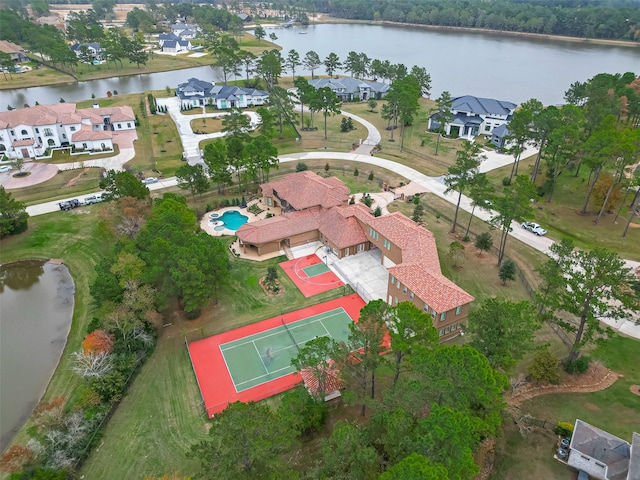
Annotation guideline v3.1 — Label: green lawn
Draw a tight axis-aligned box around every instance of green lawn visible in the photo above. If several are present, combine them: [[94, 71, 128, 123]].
[[491, 335, 640, 480], [46, 145, 120, 165], [8, 168, 104, 205], [486, 157, 640, 260]]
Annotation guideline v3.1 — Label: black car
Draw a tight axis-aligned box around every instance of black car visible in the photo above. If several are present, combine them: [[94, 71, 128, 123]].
[[58, 199, 81, 211]]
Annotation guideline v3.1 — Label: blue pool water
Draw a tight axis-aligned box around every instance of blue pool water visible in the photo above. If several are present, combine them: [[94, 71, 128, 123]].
[[219, 210, 248, 231]]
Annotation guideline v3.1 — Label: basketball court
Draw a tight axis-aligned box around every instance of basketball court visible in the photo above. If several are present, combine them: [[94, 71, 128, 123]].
[[188, 294, 365, 417], [279, 253, 344, 297]]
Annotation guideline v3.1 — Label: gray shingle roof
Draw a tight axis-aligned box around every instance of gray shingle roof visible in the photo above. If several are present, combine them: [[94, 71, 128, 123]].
[[308, 77, 389, 96], [571, 419, 631, 480], [452, 95, 516, 116], [491, 124, 509, 138]]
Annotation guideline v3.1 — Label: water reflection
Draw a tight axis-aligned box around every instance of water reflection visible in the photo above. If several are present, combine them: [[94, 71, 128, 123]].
[[0, 260, 74, 451]]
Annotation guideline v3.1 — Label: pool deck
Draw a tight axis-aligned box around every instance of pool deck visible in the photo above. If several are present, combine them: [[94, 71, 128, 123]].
[[200, 202, 283, 239]]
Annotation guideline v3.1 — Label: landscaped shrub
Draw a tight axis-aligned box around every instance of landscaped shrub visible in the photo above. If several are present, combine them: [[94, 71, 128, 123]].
[[296, 162, 308, 172], [147, 93, 156, 115], [373, 206, 382, 217], [565, 356, 591, 374], [554, 421, 574, 437], [528, 347, 561, 384], [502, 176, 511, 186], [354, 167, 359, 176], [368, 171, 374, 181]]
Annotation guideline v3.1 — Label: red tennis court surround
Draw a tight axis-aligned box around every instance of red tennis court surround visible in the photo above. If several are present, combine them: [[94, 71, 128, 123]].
[[188, 294, 366, 417], [280, 253, 344, 297]]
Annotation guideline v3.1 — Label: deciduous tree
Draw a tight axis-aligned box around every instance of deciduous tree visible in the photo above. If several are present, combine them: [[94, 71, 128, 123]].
[[0, 186, 28, 238], [176, 163, 210, 197]]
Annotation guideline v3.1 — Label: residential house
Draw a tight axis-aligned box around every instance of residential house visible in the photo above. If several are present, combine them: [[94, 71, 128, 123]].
[[237, 13, 252, 22], [236, 171, 474, 341], [176, 78, 269, 109], [158, 33, 180, 48], [70, 43, 105, 64], [0, 103, 136, 159], [308, 77, 389, 101], [162, 39, 191, 54], [0, 41, 28, 64], [171, 22, 199, 37], [428, 95, 517, 138], [490, 123, 510, 149], [567, 419, 639, 480]]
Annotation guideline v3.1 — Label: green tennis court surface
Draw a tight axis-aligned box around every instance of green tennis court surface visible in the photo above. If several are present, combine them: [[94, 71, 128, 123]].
[[220, 308, 352, 392], [302, 262, 331, 277]]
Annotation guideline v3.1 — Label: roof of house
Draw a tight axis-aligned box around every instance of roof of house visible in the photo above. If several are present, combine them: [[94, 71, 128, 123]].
[[261, 171, 350, 210], [237, 172, 474, 312], [0, 40, 24, 54], [571, 419, 632, 480], [451, 95, 517, 116], [300, 361, 343, 398], [171, 22, 197, 31], [70, 43, 102, 52], [491, 123, 509, 138], [72, 125, 112, 142], [237, 13, 251, 21], [211, 84, 269, 100], [12, 139, 34, 147], [308, 77, 390, 95], [176, 78, 268, 101], [0, 104, 134, 129], [177, 77, 214, 98], [159, 33, 180, 42], [163, 39, 190, 49], [629, 433, 640, 480]]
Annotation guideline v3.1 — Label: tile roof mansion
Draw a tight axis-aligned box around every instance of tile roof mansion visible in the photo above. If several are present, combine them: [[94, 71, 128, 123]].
[[236, 171, 474, 341], [0, 103, 136, 160]]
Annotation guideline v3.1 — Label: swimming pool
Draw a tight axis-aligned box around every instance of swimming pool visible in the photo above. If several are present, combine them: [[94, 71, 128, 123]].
[[217, 210, 248, 231]]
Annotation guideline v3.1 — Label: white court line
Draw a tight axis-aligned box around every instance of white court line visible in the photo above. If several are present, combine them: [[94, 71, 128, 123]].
[[234, 364, 295, 389], [221, 310, 347, 351], [252, 340, 269, 373], [318, 319, 332, 337]]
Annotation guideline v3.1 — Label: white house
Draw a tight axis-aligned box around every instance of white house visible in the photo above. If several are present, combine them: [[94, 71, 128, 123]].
[[308, 77, 389, 101], [162, 39, 191, 54], [70, 43, 105, 64], [171, 23, 199, 37], [567, 419, 639, 480], [428, 95, 517, 138], [0, 103, 136, 160], [176, 78, 269, 110]]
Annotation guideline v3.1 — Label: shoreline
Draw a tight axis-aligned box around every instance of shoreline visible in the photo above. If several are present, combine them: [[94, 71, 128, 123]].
[[313, 16, 640, 49]]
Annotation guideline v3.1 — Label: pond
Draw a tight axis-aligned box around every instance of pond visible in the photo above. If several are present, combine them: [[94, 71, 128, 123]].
[[0, 260, 74, 452]]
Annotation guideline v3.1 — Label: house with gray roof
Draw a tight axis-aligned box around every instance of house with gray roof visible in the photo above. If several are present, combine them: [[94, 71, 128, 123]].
[[70, 43, 104, 64], [162, 39, 191, 54], [171, 23, 199, 37], [490, 123, 510, 149], [567, 419, 639, 480], [176, 78, 269, 110], [428, 95, 517, 139], [308, 77, 389, 102]]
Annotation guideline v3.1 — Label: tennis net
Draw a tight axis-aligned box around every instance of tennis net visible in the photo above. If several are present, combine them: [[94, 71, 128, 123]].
[[281, 318, 301, 353]]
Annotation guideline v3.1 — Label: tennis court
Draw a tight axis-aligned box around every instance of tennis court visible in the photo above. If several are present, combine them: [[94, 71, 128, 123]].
[[188, 294, 365, 417], [280, 253, 344, 297], [221, 308, 352, 392]]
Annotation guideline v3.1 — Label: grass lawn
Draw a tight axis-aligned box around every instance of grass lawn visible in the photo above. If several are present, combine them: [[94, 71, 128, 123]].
[[491, 335, 640, 480], [0, 210, 114, 454], [0, 67, 73, 92], [8, 168, 104, 205], [190, 117, 224, 134], [46, 145, 120, 165], [486, 157, 640, 260]]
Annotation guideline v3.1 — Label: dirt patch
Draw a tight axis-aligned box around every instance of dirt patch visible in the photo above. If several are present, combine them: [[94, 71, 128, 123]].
[[584, 402, 601, 411], [630, 385, 640, 396], [64, 168, 89, 187], [506, 362, 620, 407]]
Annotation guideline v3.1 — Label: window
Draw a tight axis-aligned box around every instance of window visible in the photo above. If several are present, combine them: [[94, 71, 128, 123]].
[[423, 304, 429, 313], [47, 139, 55, 146], [595, 463, 605, 468], [484, 125, 491, 132], [70, 126, 76, 131], [456, 306, 462, 315], [409, 292, 414, 300], [35, 128, 39, 133], [440, 312, 446, 321], [396, 280, 400, 288], [383, 238, 391, 250], [402, 286, 407, 294], [368, 228, 378, 241], [451, 323, 457, 331], [82, 143, 88, 149], [390, 275, 395, 284], [10, 130, 15, 136], [21, 129, 27, 135], [62, 134, 66, 139], [43, 128, 53, 136], [445, 326, 451, 334], [431, 311, 436, 319], [127, 123, 132, 128], [394, 296, 398, 305], [267, 197, 272, 206], [439, 329, 444, 336]]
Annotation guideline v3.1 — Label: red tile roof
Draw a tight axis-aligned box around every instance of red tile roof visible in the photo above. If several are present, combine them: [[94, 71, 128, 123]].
[[72, 125, 112, 142], [299, 361, 343, 398], [261, 171, 349, 210], [12, 139, 34, 147], [237, 208, 321, 244]]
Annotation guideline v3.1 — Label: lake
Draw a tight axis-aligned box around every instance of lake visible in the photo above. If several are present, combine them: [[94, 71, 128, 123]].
[[0, 260, 74, 452], [1, 23, 638, 107]]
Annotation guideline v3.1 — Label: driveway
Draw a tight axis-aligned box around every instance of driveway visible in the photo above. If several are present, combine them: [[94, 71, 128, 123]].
[[156, 97, 261, 165]]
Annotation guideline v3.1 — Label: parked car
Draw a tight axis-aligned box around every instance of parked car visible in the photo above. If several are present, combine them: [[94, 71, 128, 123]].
[[521, 221, 547, 236], [83, 195, 102, 205], [0, 165, 13, 173], [142, 177, 158, 185], [58, 199, 81, 211]]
